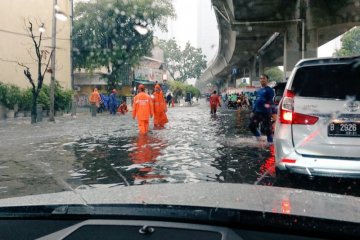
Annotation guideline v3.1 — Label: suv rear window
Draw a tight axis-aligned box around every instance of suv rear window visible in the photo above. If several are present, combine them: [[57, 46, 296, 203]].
[[291, 64, 360, 100]]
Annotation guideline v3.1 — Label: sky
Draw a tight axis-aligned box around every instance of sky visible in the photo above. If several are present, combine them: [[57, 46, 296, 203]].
[[318, 36, 342, 57], [154, 0, 218, 61]]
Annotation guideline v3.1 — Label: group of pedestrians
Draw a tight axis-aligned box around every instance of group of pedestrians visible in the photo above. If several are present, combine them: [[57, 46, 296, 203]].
[[89, 88, 128, 116], [89, 84, 168, 135], [208, 74, 275, 146], [132, 84, 168, 134]]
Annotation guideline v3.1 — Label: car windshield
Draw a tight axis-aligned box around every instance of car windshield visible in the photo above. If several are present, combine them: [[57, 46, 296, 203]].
[[1, 0, 360, 232]]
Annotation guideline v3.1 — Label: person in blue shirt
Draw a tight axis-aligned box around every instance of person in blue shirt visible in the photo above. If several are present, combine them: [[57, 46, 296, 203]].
[[109, 89, 119, 115], [249, 74, 275, 144]]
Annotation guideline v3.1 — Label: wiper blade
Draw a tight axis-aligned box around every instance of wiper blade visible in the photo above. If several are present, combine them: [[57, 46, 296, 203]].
[[52, 204, 94, 215]]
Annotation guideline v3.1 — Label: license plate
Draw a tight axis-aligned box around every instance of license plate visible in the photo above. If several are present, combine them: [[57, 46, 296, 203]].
[[328, 122, 360, 137]]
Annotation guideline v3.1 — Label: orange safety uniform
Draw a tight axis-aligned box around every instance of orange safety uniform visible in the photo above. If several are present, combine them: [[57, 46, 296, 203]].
[[152, 85, 168, 128], [89, 89, 101, 107], [209, 93, 221, 114], [132, 91, 154, 134], [117, 102, 128, 114]]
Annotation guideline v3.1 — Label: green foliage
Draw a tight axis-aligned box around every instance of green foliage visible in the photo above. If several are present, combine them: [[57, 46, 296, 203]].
[[0, 82, 22, 109], [168, 80, 201, 100], [19, 87, 50, 111], [55, 83, 73, 111], [159, 38, 207, 82], [264, 67, 284, 82], [185, 85, 201, 98], [73, 0, 175, 88], [334, 27, 360, 57], [19, 89, 32, 111], [0, 81, 73, 112], [168, 80, 185, 98]]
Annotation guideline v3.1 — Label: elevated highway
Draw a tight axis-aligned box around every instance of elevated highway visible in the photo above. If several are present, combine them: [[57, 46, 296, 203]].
[[198, 0, 360, 90]]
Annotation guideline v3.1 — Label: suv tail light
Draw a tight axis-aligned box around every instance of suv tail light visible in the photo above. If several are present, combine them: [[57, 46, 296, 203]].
[[279, 90, 319, 125]]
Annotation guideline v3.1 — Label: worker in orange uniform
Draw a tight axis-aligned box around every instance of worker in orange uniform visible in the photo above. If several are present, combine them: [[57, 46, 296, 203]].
[[117, 101, 128, 115], [209, 90, 221, 114], [132, 84, 154, 134], [89, 88, 101, 117], [152, 84, 168, 128]]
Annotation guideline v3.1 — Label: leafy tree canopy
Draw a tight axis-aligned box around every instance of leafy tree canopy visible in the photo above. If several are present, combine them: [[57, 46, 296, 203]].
[[264, 67, 284, 82], [73, 0, 175, 88], [334, 27, 360, 57], [168, 80, 201, 99], [159, 38, 207, 83]]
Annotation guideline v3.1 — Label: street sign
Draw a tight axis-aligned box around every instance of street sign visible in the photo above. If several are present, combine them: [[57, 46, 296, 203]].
[[231, 67, 238, 76]]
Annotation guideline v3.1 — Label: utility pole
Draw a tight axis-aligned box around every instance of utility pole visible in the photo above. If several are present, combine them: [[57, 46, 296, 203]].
[[49, 0, 57, 122]]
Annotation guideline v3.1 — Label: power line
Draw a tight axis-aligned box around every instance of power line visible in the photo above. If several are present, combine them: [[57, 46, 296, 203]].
[[0, 57, 33, 65], [0, 28, 71, 41]]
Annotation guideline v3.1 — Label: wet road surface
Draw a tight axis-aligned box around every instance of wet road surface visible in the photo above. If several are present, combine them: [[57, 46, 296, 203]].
[[0, 100, 360, 198]]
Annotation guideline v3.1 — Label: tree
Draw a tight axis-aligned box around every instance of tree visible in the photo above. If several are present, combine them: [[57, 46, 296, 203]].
[[334, 27, 360, 57], [185, 85, 201, 98], [168, 80, 201, 103], [264, 67, 284, 82], [18, 22, 53, 124], [73, 0, 175, 90], [168, 80, 185, 102], [159, 38, 207, 82]]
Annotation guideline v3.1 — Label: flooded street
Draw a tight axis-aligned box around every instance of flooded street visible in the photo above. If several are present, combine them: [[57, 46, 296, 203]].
[[65, 102, 272, 187], [0, 100, 359, 198]]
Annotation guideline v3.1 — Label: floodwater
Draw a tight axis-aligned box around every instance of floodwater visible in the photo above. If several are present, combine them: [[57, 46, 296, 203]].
[[64, 102, 360, 197], [65, 103, 273, 187], [1, 100, 359, 198]]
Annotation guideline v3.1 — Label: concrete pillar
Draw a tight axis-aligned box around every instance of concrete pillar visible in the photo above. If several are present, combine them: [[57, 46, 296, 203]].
[[258, 57, 264, 75], [283, 23, 318, 78], [71, 99, 77, 116], [283, 33, 288, 81], [249, 57, 258, 86], [0, 104, 6, 120]]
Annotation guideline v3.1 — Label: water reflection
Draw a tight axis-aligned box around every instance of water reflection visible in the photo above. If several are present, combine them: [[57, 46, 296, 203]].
[[259, 144, 275, 177], [128, 134, 166, 184], [68, 137, 134, 186], [271, 198, 292, 215], [65, 104, 275, 188], [62, 102, 360, 197]]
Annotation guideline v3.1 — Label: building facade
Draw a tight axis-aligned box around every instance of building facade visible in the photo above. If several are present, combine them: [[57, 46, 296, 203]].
[[0, 0, 72, 89], [73, 37, 167, 107]]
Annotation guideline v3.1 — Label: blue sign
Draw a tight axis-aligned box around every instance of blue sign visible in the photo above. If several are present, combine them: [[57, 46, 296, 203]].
[[231, 68, 238, 76]]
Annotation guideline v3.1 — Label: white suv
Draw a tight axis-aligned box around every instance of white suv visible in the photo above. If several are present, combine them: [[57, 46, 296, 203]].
[[274, 56, 360, 178]]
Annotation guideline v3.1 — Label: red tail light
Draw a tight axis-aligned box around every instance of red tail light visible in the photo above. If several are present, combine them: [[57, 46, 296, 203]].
[[279, 90, 319, 125], [292, 112, 319, 124], [281, 158, 296, 163]]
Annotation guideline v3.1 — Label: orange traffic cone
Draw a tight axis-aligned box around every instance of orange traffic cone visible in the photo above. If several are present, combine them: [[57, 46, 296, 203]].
[[172, 99, 175, 107]]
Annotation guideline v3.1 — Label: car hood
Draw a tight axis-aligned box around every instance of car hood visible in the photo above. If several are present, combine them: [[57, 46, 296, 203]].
[[0, 183, 359, 223]]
